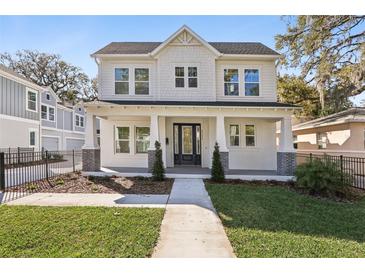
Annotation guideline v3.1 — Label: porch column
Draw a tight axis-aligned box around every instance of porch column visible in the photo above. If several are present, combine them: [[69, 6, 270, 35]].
[[277, 116, 296, 176], [148, 114, 159, 171], [216, 115, 229, 171], [82, 112, 100, 171]]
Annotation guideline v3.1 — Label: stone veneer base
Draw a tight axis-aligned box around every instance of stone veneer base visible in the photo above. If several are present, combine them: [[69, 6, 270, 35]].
[[219, 151, 229, 172], [82, 148, 100, 172], [277, 151, 296, 176]]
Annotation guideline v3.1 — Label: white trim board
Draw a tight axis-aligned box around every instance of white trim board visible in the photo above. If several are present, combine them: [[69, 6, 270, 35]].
[[0, 114, 40, 124]]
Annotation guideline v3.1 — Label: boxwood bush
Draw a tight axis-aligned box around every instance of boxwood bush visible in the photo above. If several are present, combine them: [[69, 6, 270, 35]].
[[295, 158, 351, 197]]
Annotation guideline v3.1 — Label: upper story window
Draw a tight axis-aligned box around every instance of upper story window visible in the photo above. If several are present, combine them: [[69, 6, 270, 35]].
[[26, 88, 37, 112], [317, 133, 327, 149], [175, 66, 198, 88], [135, 68, 149, 95], [46, 93, 51, 100], [115, 68, 129, 94], [224, 69, 239, 96], [41, 105, 55, 121], [244, 69, 260, 96], [75, 114, 84, 128]]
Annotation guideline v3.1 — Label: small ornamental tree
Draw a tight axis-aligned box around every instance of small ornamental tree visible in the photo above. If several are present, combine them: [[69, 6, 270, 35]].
[[211, 142, 225, 182], [152, 141, 165, 181]]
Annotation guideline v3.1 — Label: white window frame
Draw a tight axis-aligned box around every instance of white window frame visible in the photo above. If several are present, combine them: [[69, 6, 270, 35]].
[[41, 104, 56, 122], [26, 87, 38, 112], [244, 124, 256, 147], [114, 68, 130, 95], [115, 126, 131, 154], [134, 68, 150, 95], [135, 126, 150, 154], [317, 132, 327, 149], [114, 65, 152, 96], [223, 68, 239, 96], [222, 67, 261, 97], [229, 124, 240, 147], [75, 114, 84, 128], [173, 64, 199, 90], [243, 68, 260, 97], [28, 128, 38, 148]]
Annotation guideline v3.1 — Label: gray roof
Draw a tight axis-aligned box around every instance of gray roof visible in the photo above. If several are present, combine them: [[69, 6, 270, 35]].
[[293, 108, 365, 130], [92, 42, 279, 56]]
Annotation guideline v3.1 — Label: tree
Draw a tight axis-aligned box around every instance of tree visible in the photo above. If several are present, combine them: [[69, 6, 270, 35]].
[[152, 141, 165, 181], [0, 50, 97, 103], [278, 75, 321, 119], [211, 142, 225, 182], [276, 16, 365, 111]]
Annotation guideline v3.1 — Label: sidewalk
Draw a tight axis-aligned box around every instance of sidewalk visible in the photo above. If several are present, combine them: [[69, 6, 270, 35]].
[[5, 193, 168, 208], [152, 178, 235, 258]]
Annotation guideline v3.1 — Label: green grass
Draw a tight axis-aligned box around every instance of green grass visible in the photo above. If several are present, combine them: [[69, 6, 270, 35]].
[[0, 206, 164, 258], [206, 183, 365, 257]]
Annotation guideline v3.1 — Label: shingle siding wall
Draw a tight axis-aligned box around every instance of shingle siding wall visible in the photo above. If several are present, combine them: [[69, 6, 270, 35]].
[[0, 75, 39, 120]]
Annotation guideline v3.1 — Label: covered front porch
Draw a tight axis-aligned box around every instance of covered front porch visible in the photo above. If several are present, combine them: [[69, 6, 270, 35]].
[[82, 101, 297, 177]]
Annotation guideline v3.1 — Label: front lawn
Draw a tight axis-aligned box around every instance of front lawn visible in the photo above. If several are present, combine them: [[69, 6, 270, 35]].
[[206, 182, 365, 257], [0, 206, 164, 257]]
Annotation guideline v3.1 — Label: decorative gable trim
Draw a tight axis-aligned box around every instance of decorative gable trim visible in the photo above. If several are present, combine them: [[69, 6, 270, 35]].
[[150, 25, 222, 57]]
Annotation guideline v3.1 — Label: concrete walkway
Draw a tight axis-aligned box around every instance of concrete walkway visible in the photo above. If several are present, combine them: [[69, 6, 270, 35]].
[[152, 178, 235, 258], [5, 193, 168, 208]]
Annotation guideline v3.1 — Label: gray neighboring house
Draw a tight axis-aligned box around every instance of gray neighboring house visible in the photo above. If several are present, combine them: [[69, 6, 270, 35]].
[[0, 64, 90, 151]]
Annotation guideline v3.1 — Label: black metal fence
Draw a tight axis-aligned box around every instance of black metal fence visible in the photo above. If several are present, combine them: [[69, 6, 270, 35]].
[[0, 150, 82, 202], [296, 153, 365, 190]]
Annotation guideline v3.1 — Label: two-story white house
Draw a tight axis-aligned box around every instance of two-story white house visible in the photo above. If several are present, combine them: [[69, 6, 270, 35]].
[[83, 26, 297, 175]]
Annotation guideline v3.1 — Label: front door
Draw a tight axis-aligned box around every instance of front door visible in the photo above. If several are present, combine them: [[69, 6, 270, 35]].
[[173, 123, 201, 165]]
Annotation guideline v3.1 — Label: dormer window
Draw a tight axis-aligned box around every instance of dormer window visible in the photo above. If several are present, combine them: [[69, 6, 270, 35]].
[[115, 68, 129, 94]]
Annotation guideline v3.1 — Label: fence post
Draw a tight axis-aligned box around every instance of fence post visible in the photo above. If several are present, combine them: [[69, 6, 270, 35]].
[[45, 150, 49, 182], [340, 155, 344, 184], [0, 152, 5, 191], [72, 150, 75, 172], [17, 147, 20, 164]]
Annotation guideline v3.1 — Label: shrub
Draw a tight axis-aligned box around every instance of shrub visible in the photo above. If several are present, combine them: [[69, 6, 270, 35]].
[[295, 158, 351, 197], [211, 142, 225, 182], [152, 141, 165, 181]]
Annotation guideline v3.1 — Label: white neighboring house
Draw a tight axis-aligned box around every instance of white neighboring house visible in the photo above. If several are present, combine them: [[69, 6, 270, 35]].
[[0, 64, 89, 151], [83, 25, 297, 175]]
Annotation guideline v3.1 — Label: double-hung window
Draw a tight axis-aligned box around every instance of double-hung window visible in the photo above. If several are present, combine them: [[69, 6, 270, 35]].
[[115, 68, 129, 94], [116, 127, 130, 153], [135, 127, 150, 153], [244, 69, 260, 96], [245, 125, 255, 147], [229, 125, 240, 146], [41, 105, 55, 121], [175, 67, 185, 88], [224, 69, 239, 96], [27, 88, 37, 112], [135, 68, 149, 95], [175, 66, 198, 88], [75, 114, 84, 127], [317, 133, 327, 149]]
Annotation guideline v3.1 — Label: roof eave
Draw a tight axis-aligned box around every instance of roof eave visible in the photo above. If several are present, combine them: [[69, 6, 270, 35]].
[[219, 53, 281, 60]]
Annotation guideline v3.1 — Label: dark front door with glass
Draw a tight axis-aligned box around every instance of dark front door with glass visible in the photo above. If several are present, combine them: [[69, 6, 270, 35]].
[[173, 123, 201, 166]]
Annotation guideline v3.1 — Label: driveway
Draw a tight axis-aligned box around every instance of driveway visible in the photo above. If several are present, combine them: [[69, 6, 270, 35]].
[[152, 178, 235, 258]]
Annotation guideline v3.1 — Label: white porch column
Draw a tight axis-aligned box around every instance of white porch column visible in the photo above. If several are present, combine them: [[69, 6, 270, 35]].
[[278, 116, 295, 152], [216, 115, 228, 151], [82, 111, 100, 171], [149, 114, 159, 150], [83, 112, 99, 149], [277, 116, 296, 176]]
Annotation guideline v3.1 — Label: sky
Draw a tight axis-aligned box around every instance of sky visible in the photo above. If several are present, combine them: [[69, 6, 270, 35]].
[[0, 15, 362, 105]]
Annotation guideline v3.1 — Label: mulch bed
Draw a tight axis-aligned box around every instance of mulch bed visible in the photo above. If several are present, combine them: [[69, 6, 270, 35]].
[[8, 172, 173, 195]]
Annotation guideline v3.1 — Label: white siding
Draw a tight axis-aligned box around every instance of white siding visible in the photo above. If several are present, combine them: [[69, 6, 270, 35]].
[[216, 60, 277, 102]]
